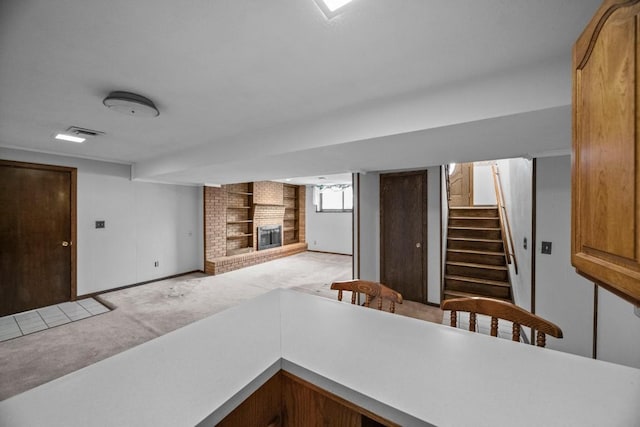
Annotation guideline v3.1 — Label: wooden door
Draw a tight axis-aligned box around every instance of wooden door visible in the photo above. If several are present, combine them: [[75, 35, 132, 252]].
[[572, 0, 640, 305], [0, 161, 76, 316], [448, 163, 473, 207], [380, 171, 427, 303]]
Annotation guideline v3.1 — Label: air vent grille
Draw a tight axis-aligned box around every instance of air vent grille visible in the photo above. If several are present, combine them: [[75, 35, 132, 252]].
[[66, 126, 104, 138]]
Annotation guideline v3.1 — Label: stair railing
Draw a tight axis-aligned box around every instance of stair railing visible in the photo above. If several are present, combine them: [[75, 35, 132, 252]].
[[491, 164, 518, 275], [444, 164, 451, 206]]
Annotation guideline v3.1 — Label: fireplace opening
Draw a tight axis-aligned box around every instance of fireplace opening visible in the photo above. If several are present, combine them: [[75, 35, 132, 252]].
[[257, 225, 282, 250]]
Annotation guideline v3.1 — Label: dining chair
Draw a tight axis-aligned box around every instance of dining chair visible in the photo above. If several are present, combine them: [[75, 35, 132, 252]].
[[330, 279, 403, 313], [441, 297, 562, 347]]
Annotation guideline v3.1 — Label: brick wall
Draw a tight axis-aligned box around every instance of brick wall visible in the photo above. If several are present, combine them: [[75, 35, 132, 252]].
[[253, 181, 284, 205], [206, 242, 307, 275], [298, 185, 306, 243], [203, 186, 226, 263]]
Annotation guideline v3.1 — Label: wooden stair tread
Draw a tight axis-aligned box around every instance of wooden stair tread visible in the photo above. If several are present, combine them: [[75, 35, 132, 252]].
[[444, 275, 510, 287], [450, 216, 499, 220], [447, 249, 504, 256], [443, 290, 512, 302], [446, 261, 508, 271], [449, 206, 498, 209], [449, 227, 501, 231], [447, 237, 503, 243]]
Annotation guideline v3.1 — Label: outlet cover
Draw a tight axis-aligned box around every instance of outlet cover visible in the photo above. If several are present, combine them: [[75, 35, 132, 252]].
[[541, 241, 552, 255], [95, 220, 105, 229]]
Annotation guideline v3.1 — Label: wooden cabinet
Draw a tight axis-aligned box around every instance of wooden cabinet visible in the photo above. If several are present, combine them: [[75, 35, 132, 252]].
[[216, 371, 396, 427], [216, 373, 282, 427], [225, 182, 254, 256], [572, 0, 640, 305]]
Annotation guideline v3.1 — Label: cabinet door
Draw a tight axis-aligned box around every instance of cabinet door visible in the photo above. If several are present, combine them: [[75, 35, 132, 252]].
[[572, 0, 640, 305]]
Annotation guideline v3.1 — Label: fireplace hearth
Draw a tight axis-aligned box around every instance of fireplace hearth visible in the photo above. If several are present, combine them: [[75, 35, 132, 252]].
[[257, 225, 282, 250]]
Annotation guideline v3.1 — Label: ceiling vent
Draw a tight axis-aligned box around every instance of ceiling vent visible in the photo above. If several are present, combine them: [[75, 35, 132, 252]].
[[66, 126, 104, 138]]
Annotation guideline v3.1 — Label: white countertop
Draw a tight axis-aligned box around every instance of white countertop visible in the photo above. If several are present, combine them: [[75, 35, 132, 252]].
[[1, 289, 639, 427]]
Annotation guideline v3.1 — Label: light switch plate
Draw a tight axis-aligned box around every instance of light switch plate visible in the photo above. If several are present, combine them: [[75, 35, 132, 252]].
[[541, 241, 552, 255]]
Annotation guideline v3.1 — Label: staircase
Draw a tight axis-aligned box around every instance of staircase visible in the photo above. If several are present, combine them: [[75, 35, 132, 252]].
[[443, 206, 513, 302]]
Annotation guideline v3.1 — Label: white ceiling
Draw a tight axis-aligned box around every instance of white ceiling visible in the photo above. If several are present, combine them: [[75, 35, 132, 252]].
[[0, 0, 600, 185]]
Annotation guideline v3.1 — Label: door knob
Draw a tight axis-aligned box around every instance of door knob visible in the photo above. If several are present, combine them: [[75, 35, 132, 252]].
[[416, 242, 421, 248], [62, 241, 69, 247]]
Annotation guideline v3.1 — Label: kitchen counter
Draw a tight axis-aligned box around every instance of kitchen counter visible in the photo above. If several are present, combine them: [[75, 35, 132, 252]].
[[1, 289, 639, 426]]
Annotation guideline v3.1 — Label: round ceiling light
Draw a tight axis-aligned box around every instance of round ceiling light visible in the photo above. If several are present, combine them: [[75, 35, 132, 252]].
[[103, 91, 159, 118]]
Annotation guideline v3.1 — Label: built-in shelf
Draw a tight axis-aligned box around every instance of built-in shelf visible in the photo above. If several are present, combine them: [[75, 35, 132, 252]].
[[225, 182, 254, 256], [283, 184, 300, 245], [227, 233, 253, 239]]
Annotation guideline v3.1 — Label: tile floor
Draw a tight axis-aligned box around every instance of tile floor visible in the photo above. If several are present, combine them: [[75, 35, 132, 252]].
[[0, 299, 110, 342]]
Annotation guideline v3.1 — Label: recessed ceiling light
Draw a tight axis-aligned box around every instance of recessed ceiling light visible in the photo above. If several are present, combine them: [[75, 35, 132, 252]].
[[314, 0, 355, 18], [55, 133, 86, 143], [323, 0, 353, 12]]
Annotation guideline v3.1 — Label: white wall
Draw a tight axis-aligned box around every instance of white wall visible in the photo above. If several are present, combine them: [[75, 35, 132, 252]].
[[496, 158, 533, 312], [426, 167, 441, 304], [535, 155, 594, 358], [472, 163, 496, 205], [305, 186, 352, 255], [441, 167, 449, 300], [358, 173, 380, 282], [597, 288, 640, 369], [1, 148, 203, 295]]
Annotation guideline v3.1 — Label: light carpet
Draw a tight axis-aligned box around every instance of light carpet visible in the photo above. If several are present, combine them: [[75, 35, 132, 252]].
[[0, 252, 442, 400]]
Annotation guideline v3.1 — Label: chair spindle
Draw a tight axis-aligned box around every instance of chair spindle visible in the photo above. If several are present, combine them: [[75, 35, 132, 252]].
[[469, 312, 477, 332], [490, 317, 499, 337], [512, 323, 521, 342]]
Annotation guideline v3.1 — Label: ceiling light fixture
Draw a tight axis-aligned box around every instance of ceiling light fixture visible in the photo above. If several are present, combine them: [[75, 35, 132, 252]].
[[314, 0, 355, 18], [103, 91, 159, 118], [55, 133, 86, 143]]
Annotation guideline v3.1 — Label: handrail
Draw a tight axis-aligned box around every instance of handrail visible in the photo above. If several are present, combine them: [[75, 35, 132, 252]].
[[444, 164, 451, 205], [491, 164, 518, 275]]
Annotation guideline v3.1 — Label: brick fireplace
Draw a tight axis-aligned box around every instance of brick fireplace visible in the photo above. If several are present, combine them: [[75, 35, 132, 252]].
[[203, 181, 307, 275]]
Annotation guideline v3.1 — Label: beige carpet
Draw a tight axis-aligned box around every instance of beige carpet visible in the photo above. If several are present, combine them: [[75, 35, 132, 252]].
[[0, 251, 442, 400]]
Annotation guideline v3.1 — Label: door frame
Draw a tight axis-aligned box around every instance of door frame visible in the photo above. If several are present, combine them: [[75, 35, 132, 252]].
[[379, 170, 428, 303], [0, 159, 78, 301]]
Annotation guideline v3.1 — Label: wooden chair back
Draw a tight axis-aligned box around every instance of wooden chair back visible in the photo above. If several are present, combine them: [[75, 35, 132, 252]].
[[440, 297, 562, 347], [330, 280, 403, 313]]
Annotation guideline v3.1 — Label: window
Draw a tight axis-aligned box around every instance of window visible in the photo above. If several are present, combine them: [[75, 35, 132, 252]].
[[315, 185, 353, 212]]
